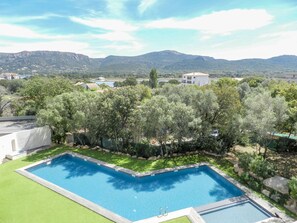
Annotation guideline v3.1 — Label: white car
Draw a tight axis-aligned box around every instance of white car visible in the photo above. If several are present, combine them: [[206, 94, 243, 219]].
[[210, 129, 219, 137]]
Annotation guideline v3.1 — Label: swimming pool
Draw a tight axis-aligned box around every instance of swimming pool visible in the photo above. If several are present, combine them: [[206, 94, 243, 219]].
[[200, 200, 273, 223], [21, 153, 244, 221]]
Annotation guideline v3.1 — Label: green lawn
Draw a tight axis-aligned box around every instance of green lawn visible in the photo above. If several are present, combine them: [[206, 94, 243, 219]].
[[24, 145, 236, 174], [0, 149, 112, 223], [163, 216, 191, 223], [0, 145, 295, 223]]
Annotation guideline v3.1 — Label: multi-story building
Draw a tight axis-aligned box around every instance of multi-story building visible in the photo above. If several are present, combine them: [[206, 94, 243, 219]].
[[181, 72, 209, 86]]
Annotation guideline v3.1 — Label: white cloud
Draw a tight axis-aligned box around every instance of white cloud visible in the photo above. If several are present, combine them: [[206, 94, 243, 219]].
[[69, 16, 140, 45], [0, 23, 46, 39], [0, 21, 81, 40], [103, 41, 144, 52], [200, 30, 297, 59], [146, 9, 273, 35], [0, 14, 61, 23], [69, 16, 137, 32], [138, 0, 157, 14], [0, 40, 90, 54], [93, 31, 135, 41], [105, 0, 126, 16]]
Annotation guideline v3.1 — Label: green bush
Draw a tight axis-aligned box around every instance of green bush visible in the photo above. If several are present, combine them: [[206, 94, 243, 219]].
[[248, 178, 261, 191], [238, 153, 275, 179], [74, 133, 90, 145], [239, 172, 262, 191], [133, 141, 160, 158], [237, 133, 250, 146], [238, 153, 253, 171], [249, 156, 275, 179], [196, 136, 226, 155], [275, 137, 297, 152], [289, 177, 297, 200], [179, 141, 197, 153]]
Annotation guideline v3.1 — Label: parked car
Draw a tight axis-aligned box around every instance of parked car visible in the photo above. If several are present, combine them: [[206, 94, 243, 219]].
[[210, 129, 219, 137]]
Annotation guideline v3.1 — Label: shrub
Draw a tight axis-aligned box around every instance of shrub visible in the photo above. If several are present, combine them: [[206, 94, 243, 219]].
[[237, 133, 250, 146], [74, 133, 90, 145], [239, 172, 261, 191], [249, 156, 275, 179], [133, 140, 160, 158], [289, 177, 297, 200], [238, 153, 275, 179], [238, 153, 253, 171], [178, 141, 197, 153], [248, 178, 261, 191], [275, 137, 297, 152], [197, 136, 226, 155]]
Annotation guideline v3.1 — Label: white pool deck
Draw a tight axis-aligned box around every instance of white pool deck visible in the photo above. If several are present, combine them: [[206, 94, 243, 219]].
[[16, 151, 295, 223]]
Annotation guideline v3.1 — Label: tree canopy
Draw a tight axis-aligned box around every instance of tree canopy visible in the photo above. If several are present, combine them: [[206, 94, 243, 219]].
[[149, 68, 158, 89], [17, 76, 78, 115], [31, 76, 297, 158]]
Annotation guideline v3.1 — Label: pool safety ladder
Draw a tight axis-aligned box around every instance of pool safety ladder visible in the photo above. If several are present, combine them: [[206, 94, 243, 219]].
[[158, 207, 168, 217]]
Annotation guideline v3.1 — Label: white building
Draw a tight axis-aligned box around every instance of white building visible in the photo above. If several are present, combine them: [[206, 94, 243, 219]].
[[0, 73, 20, 80], [0, 117, 51, 163], [181, 72, 209, 86]]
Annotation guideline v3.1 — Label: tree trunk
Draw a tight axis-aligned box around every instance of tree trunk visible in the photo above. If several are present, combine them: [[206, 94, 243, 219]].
[[263, 147, 268, 159], [100, 137, 103, 147], [160, 142, 164, 157], [288, 125, 293, 138], [77, 134, 84, 145], [257, 144, 261, 155]]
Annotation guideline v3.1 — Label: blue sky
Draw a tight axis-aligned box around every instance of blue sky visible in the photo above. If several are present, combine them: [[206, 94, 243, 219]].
[[0, 0, 297, 59]]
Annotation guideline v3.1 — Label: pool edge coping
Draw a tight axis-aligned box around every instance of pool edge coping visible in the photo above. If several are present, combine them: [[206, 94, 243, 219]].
[[16, 151, 295, 223]]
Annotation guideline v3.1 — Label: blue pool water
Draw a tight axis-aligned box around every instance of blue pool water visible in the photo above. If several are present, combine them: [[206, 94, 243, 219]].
[[27, 154, 243, 221], [200, 201, 272, 223]]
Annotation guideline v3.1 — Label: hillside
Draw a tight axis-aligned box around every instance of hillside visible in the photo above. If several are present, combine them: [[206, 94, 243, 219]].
[[0, 50, 297, 76], [0, 51, 101, 74]]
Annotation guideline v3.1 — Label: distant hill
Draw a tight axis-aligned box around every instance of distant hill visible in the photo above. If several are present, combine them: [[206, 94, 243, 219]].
[[0, 51, 101, 74], [0, 50, 297, 76]]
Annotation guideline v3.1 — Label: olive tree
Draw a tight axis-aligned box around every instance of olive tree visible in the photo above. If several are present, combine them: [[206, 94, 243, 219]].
[[18, 76, 77, 115], [243, 90, 288, 158], [37, 92, 90, 143], [170, 102, 201, 146], [0, 93, 10, 117], [192, 90, 219, 135], [157, 84, 198, 106], [104, 87, 141, 149], [141, 96, 173, 156]]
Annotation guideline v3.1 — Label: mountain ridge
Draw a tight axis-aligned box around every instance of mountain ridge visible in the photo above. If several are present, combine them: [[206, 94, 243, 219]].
[[0, 50, 296, 76]]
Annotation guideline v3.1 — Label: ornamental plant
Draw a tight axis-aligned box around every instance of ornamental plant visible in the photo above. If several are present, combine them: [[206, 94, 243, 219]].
[[289, 177, 297, 201]]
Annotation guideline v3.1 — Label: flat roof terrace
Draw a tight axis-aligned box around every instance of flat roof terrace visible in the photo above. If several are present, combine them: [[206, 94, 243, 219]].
[[0, 120, 36, 136]]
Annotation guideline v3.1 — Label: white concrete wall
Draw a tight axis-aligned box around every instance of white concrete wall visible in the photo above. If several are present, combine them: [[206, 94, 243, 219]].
[[182, 75, 209, 86], [194, 76, 209, 86], [0, 133, 15, 162], [0, 126, 51, 163]]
